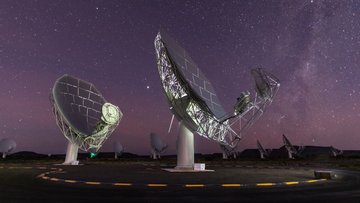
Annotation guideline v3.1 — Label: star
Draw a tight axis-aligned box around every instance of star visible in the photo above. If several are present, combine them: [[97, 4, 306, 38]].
[[0, 0, 359, 154]]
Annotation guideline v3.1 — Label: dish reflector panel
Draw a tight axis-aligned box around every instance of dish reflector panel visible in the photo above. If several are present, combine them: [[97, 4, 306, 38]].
[[160, 33, 227, 119]]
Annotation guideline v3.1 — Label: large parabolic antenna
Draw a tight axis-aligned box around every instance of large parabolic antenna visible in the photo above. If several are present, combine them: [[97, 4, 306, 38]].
[[50, 74, 123, 165], [154, 32, 280, 170], [0, 138, 16, 159]]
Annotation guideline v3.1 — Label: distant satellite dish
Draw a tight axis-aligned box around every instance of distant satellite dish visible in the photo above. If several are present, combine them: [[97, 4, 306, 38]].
[[114, 141, 124, 159], [0, 138, 16, 159], [154, 32, 280, 170], [150, 133, 167, 159], [282, 134, 304, 159], [50, 74, 123, 165], [257, 140, 271, 159], [330, 146, 343, 157]]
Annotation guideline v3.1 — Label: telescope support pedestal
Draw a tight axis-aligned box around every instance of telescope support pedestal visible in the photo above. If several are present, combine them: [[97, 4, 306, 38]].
[[64, 141, 79, 165], [175, 121, 194, 170]]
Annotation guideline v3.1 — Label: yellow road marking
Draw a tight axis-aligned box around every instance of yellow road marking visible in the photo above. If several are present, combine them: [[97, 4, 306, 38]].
[[113, 183, 132, 186], [64, 180, 77, 183], [185, 184, 205, 187], [221, 184, 241, 187], [50, 178, 59, 181], [85, 181, 101, 185], [147, 184, 168, 187], [256, 183, 275, 186], [285, 181, 299, 185]]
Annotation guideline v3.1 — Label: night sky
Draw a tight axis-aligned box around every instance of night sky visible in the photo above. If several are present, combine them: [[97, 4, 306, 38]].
[[1, 0, 360, 155]]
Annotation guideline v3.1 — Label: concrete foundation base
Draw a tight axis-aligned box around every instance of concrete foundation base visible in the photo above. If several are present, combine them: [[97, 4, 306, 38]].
[[163, 168, 214, 173]]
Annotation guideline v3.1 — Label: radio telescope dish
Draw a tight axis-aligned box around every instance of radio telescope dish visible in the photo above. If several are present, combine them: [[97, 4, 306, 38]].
[[330, 146, 343, 157], [114, 141, 124, 159], [283, 134, 304, 159], [154, 32, 280, 170], [50, 74, 123, 165], [257, 140, 271, 159], [150, 133, 167, 159], [0, 138, 16, 159]]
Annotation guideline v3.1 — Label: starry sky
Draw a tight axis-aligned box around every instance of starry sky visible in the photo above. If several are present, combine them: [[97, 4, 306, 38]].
[[1, 0, 360, 155]]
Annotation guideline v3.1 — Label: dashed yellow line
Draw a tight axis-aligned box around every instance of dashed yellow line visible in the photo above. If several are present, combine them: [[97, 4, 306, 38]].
[[256, 183, 275, 186], [30, 166, 328, 188], [40, 177, 328, 188], [221, 184, 241, 187], [185, 184, 205, 187], [50, 178, 59, 182], [113, 183, 132, 186], [307, 179, 326, 183], [64, 180, 77, 183], [285, 181, 299, 185], [147, 184, 168, 187], [84, 181, 101, 185]]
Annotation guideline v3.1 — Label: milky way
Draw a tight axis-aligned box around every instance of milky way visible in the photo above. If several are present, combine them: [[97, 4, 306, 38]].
[[1, 0, 360, 154]]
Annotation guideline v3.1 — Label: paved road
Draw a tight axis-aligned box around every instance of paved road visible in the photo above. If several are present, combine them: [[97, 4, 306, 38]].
[[0, 161, 359, 203]]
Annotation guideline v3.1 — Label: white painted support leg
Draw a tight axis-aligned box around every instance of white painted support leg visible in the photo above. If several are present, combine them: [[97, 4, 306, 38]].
[[222, 152, 228, 159], [63, 142, 79, 165], [151, 150, 157, 159], [288, 151, 294, 159]]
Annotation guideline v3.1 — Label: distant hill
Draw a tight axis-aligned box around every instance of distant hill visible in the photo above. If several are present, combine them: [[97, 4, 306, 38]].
[[238, 145, 360, 159], [3, 146, 360, 160], [239, 149, 260, 158], [92, 152, 140, 159], [10, 151, 49, 159]]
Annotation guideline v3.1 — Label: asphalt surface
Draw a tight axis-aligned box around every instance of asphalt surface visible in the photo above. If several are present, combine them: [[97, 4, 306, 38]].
[[0, 160, 359, 203]]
